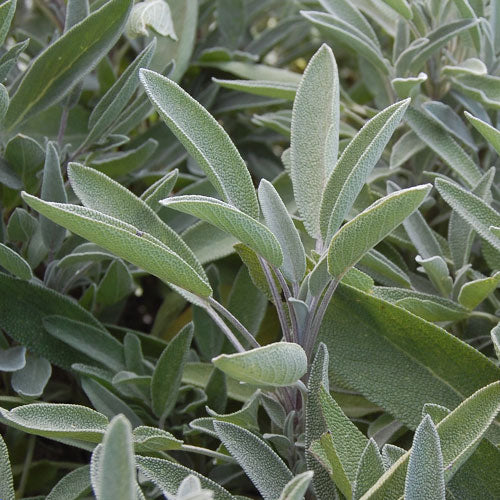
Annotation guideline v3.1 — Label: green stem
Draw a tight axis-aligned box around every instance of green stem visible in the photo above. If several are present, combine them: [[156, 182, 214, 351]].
[[205, 306, 246, 353], [180, 444, 236, 463], [17, 435, 36, 498], [470, 311, 500, 324]]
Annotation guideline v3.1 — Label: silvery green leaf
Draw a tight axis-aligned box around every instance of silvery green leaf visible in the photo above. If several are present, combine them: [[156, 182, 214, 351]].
[[161, 195, 283, 266], [415, 255, 452, 297], [132, 426, 183, 452], [0, 345, 26, 371], [491, 324, 500, 359], [46, 465, 91, 500], [381, 444, 405, 469], [391, 73, 427, 99], [151, 323, 193, 420], [84, 40, 156, 148], [442, 58, 487, 76], [422, 403, 450, 425], [68, 163, 202, 276], [95, 415, 135, 500], [464, 111, 500, 155], [406, 108, 481, 187], [435, 178, 500, 251], [212, 342, 307, 387], [140, 69, 259, 218], [290, 43, 339, 238], [353, 439, 385, 500], [213, 78, 297, 100], [327, 185, 431, 279], [457, 271, 500, 310], [358, 250, 411, 288], [11, 355, 51, 398], [395, 38, 430, 77], [4, 0, 133, 131], [451, 0, 481, 51], [140, 169, 178, 211], [0, 434, 14, 500], [404, 415, 445, 500], [40, 142, 67, 252], [451, 73, 500, 109], [0, 243, 32, 280], [320, 99, 410, 242], [0, 83, 9, 124], [136, 456, 233, 500], [379, 0, 412, 19], [0, 0, 16, 46], [389, 130, 425, 169], [96, 259, 133, 306], [217, 0, 245, 49], [258, 179, 306, 283], [172, 474, 214, 500], [278, 471, 314, 500], [0, 403, 108, 442], [6, 208, 37, 243], [64, 0, 89, 30], [22, 194, 212, 297], [214, 421, 293, 499], [127, 0, 177, 39]]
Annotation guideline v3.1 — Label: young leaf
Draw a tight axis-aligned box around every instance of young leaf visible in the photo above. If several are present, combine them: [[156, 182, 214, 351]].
[[0, 434, 14, 500], [465, 111, 500, 155], [404, 415, 445, 500], [127, 0, 177, 39], [140, 169, 178, 211], [290, 43, 339, 238], [4, 0, 133, 130], [353, 439, 385, 500], [213, 78, 297, 100], [213, 421, 293, 499], [278, 471, 314, 500], [327, 185, 431, 279], [0, 243, 32, 280], [95, 415, 135, 500], [212, 342, 307, 387], [258, 179, 306, 283], [457, 272, 500, 310], [46, 465, 92, 500], [161, 195, 283, 266], [151, 323, 193, 420], [140, 69, 259, 218], [320, 99, 410, 242], [132, 426, 183, 452], [11, 355, 51, 398], [21, 194, 212, 297]]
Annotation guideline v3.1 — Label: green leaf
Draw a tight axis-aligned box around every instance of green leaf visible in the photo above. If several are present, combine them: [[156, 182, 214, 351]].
[[392, 73, 427, 99], [0, 403, 108, 442], [451, 73, 500, 109], [46, 465, 92, 500], [213, 78, 297, 100], [22, 194, 211, 297], [258, 179, 306, 282], [43, 315, 125, 372], [40, 142, 67, 252], [96, 259, 133, 306], [132, 426, 183, 452], [435, 178, 500, 251], [492, 324, 500, 359], [0, 434, 14, 500], [161, 195, 283, 266], [320, 99, 410, 242], [140, 69, 258, 218], [404, 415, 445, 500], [95, 415, 135, 500], [151, 323, 193, 420], [464, 111, 500, 155], [4, 0, 133, 131], [353, 439, 385, 500], [415, 255, 452, 297], [212, 342, 307, 387], [406, 108, 482, 187], [278, 471, 314, 500], [11, 355, 51, 398], [136, 456, 233, 500], [65, 0, 89, 30], [379, 0, 412, 19], [290, 43, 339, 238], [217, 0, 244, 49], [0, 0, 16, 46], [458, 271, 500, 309], [0, 243, 32, 280], [0, 345, 26, 371], [358, 250, 411, 288], [0, 83, 9, 124], [327, 185, 431, 279], [140, 169, 178, 211], [214, 421, 293, 499], [127, 0, 177, 38], [390, 130, 425, 169]]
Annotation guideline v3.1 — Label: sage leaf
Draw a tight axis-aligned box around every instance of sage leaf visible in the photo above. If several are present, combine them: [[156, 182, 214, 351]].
[[0, 434, 14, 500], [161, 195, 283, 266], [464, 111, 500, 155], [0, 0, 16, 46], [353, 439, 385, 500], [0, 243, 32, 280], [290, 43, 339, 238], [389, 131, 425, 169], [46, 466, 92, 500], [213, 421, 293, 499], [492, 324, 500, 360], [0, 345, 26, 371], [327, 185, 431, 279], [212, 342, 307, 387], [320, 99, 410, 242], [140, 169, 178, 211], [457, 271, 500, 310], [213, 78, 297, 100], [11, 355, 51, 398], [140, 69, 259, 218], [379, 0, 412, 19], [127, 0, 177, 39], [278, 471, 314, 500]]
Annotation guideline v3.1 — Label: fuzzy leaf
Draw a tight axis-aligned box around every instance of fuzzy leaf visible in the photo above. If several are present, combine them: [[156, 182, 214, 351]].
[[290, 43, 339, 238], [390, 131, 425, 169], [133, 426, 183, 452], [0, 345, 26, 371], [0, 434, 14, 500], [11, 355, 51, 398], [212, 342, 307, 387], [141, 169, 178, 211], [379, 0, 412, 19], [46, 465, 92, 500], [0, 0, 16, 46], [465, 111, 500, 155], [327, 185, 431, 279], [127, 0, 177, 38], [353, 439, 385, 500], [278, 471, 314, 500], [0, 243, 32, 280], [213, 78, 297, 100], [140, 69, 258, 217], [458, 271, 500, 310]]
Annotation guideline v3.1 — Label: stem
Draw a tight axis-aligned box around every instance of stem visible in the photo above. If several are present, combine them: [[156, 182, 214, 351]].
[[205, 307, 246, 353], [17, 435, 36, 498], [180, 444, 236, 463], [259, 257, 291, 342], [57, 106, 70, 148], [273, 267, 299, 344], [208, 297, 260, 349], [470, 311, 500, 324]]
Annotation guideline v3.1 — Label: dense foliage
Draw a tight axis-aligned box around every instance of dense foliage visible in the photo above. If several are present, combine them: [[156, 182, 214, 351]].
[[0, 0, 499, 498]]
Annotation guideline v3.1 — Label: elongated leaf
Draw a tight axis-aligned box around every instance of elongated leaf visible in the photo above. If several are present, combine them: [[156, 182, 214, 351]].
[[214, 421, 293, 499], [258, 179, 306, 282], [465, 111, 500, 155], [0, 243, 32, 280], [435, 178, 500, 250], [278, 471, 314, 500], [404, 415, 445, 500], [213, 78, 297, 100], [140, 69, 258, 217], [95, 415, 135, 500], [0, 0, 16, 46], [492, 324, 500, 359], [379, 0, 412, 19], [4, 0, 133, 130], [353, 439, 385, 500], [11, 355, 51, 398], [390, 131, 425, 169], [22, 194, 211, 296], [458, 271, 500, 309], [161, 195, 283, 266], [68, 163, 203, 276], [0, 434, 14, 500], [290, 43, 339, 238], [327, 185, 431, 279], [452, 73, 500, 109], [151, 323, 193, 419], [212, 342, 307, 387], [406, 108, 481, 187], [320, 99, 410, 241], [46, 465, 92, 500], [140, 169, 178, 211]]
